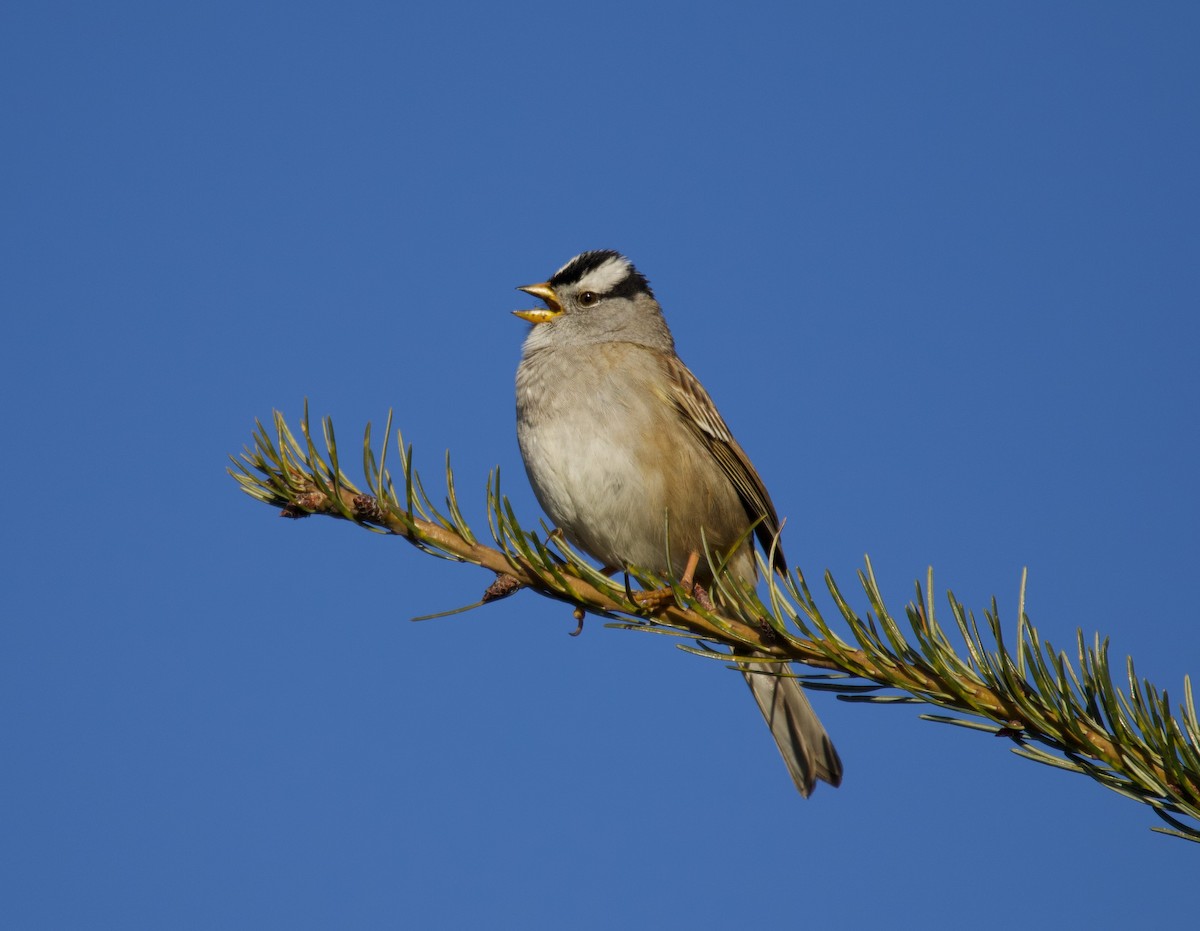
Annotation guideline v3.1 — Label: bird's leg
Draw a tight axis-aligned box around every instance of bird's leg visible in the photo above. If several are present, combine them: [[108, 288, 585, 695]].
[[679, 551, 718, 611], [678, 550, 700, 591], [633, 550, 705, 614]]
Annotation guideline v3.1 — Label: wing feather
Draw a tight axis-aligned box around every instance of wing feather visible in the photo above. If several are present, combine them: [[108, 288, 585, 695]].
[[661, 354, 788, 574]]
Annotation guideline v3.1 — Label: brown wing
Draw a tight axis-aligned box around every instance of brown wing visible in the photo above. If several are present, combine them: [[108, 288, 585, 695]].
[[661, 353, 788, 575]]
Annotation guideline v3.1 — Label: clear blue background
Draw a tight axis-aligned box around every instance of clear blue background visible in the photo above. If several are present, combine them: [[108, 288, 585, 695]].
[[4, 2, 1198, 927]]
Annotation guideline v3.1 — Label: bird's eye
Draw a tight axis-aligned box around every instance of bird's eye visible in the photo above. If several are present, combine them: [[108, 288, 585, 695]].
[[578, 291, 599, 307]]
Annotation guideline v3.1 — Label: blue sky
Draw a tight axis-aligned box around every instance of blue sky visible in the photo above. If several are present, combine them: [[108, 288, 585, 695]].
[[3, 1, 1198, 927]]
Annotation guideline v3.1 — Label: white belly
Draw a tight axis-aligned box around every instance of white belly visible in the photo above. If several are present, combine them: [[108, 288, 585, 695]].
[[515, 342, 752, 580]]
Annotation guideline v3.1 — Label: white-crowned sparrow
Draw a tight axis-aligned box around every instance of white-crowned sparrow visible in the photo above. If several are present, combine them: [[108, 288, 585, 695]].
[[513, 250, 842, 796]]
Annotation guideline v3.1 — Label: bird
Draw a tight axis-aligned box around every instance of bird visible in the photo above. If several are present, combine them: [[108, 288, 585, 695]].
[[512, 249, 842, 796]]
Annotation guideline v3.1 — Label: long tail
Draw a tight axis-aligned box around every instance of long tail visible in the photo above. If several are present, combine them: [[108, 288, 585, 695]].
[[741, 658, 843, 797]]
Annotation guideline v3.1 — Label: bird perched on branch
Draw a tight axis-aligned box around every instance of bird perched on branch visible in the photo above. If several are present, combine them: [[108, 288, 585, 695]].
[[512, 249, 842, 796]]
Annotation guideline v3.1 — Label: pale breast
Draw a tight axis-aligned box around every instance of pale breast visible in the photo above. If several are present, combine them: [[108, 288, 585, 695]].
[[516, 342, 754, 580]]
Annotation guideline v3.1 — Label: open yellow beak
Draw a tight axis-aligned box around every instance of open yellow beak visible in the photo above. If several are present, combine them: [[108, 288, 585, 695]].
[[513, 282, 564, 324]]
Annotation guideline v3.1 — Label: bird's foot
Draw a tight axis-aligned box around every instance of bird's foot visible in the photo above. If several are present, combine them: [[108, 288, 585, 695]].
[[632, 551, 713, 614]]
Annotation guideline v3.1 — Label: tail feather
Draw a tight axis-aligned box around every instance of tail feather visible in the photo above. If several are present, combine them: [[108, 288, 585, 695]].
[[741, 657, 843, 797]]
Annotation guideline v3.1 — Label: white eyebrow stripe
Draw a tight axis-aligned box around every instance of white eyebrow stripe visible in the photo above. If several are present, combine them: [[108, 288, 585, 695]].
[[576, 255, 631, 293], [552, 254, 580, 278]]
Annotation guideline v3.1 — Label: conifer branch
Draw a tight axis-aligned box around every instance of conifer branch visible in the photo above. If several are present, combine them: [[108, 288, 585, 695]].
[[229, 407, 1200, 842]]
